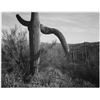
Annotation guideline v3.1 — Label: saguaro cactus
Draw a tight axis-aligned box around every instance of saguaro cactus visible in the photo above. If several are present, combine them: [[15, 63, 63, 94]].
[[16, 12, 70, 83], [16, 12, 40, 77]]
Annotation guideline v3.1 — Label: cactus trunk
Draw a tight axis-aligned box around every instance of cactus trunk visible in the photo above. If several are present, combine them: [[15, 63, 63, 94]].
[[28, 13, 40, 75], [16, 12, 40, 77]]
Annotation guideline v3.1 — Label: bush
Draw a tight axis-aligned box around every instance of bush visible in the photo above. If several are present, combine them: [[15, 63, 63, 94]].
[[2, 26, 29, 81]]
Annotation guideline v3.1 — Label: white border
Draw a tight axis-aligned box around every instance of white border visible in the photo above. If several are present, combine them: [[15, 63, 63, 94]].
[[0, 0, 100, 12]]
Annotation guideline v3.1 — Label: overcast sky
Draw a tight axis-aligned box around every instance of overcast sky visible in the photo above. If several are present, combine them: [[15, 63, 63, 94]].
[[2, 12, 99, 43]]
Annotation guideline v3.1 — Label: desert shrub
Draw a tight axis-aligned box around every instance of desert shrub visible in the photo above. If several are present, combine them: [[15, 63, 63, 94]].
[[39, 41, 67, 72], [2, 26, 30, 86], [38, 42, 96, 87]]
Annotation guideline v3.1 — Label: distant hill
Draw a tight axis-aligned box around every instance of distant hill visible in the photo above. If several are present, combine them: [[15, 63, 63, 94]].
[[40, 41, 99, 86]]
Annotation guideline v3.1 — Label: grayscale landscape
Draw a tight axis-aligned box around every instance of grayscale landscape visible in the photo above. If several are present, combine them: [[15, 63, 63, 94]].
[[1, 12, 99, 87]]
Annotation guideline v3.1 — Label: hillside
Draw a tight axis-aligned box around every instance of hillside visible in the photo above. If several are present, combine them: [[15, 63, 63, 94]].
[[39, 42, 99, 87], [1, 29, 99, 87]]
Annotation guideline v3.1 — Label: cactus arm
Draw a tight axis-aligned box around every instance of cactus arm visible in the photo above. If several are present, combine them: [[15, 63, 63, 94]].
[[16, 14, 30, 26], [40, 24, 69, 56]]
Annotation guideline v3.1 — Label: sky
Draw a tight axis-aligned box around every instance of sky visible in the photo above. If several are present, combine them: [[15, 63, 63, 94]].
[[2, 12, 99, 43]]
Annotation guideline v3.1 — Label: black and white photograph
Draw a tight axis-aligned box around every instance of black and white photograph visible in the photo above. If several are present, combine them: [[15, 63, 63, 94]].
[[1, 12, 99, 88]]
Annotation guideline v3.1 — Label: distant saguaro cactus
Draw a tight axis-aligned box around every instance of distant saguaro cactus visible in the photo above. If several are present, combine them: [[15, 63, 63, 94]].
[[16, 13, 40, 79]]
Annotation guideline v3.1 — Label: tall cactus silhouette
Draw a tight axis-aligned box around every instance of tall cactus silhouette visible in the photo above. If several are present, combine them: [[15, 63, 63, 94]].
[[16, 12, 70, 83], [16, 13, 40, 79]]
